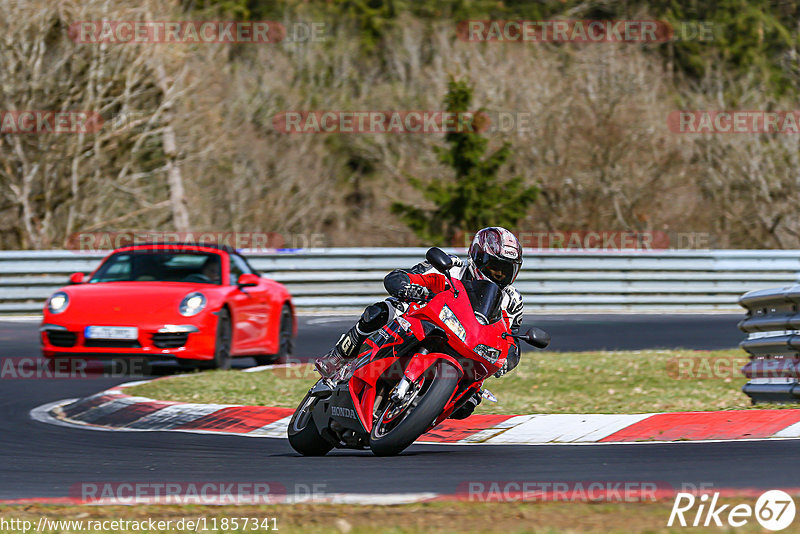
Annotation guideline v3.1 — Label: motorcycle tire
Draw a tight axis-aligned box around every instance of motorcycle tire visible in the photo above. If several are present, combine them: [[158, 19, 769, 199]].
[[369, 360, 459, 456], [288, 391, 333, 456]]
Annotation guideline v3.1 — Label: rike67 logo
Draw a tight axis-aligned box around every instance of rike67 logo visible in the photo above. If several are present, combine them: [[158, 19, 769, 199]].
[[668, 490, 796, 530]]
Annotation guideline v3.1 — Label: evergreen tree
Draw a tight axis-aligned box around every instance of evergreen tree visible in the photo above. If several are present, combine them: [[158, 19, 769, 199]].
[[392, 78, 539, 245]]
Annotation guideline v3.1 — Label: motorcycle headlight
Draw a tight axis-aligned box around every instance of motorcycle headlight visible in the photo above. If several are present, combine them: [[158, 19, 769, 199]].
[[439, 305, 467, 342], [179, 292, 207, 317], [474, 344, 501, 364], [47, 292, 69, 314]]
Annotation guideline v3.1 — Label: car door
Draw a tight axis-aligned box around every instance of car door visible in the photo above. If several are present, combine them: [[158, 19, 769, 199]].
[[227, 253, 269, 353]]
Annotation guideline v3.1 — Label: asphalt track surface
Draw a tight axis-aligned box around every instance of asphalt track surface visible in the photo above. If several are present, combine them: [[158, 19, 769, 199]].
[[1, 314, 799, 500]]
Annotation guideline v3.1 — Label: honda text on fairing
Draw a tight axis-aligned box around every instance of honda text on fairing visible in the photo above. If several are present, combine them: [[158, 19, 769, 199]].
[[40, 242, 295, 369], [288, 247, 550, 456]]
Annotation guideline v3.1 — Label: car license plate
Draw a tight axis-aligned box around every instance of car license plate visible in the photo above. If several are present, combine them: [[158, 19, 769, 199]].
[[84, 326, 138, 340]]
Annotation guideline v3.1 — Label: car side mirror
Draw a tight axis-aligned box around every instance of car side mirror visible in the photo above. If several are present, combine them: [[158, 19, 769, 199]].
[[237, 273, 260, 288], [521, 327, 550, 349], [425, 247, 453, 274], [69, 272, 84, 285]]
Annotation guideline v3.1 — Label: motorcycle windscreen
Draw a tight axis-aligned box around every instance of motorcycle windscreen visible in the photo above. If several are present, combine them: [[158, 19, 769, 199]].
[[462, 279, 503, 324]]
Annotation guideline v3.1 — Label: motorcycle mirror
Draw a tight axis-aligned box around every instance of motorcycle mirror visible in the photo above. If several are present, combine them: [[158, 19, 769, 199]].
[[521, 327, 551, 349], [425, 247, 453, 274]]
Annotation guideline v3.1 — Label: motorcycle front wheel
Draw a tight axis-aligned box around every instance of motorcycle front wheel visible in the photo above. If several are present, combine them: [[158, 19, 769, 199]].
[[369, 360, 459, 456], [287, 390, 334, 456]]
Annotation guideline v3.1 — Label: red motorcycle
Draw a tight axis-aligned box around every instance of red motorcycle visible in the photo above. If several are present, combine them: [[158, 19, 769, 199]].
[[288, 248, 550, 456]]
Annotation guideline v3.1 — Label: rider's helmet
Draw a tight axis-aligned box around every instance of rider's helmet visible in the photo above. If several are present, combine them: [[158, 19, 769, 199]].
[[467, 227, 523, 288]]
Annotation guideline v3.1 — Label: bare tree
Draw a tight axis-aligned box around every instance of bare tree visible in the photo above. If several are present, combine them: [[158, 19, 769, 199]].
[[0, 0, 195, 248]]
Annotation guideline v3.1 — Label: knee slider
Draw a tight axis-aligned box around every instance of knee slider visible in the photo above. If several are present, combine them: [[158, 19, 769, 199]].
[[358, 302, 390, 332]]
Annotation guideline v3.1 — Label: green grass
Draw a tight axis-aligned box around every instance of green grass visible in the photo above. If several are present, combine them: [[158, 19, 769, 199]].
[[125, 349, 796, 414], [129, 365, 315, 409]]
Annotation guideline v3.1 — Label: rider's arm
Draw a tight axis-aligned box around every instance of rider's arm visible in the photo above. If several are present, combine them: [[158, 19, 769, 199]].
[[505, 288, 524, 334], [384, 261, 448, 298], [496, 288, 524, 378]]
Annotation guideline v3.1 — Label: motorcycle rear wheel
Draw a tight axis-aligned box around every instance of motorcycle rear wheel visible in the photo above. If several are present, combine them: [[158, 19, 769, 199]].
[[369, 360, 459, 456], [288, 391, 333, 456]]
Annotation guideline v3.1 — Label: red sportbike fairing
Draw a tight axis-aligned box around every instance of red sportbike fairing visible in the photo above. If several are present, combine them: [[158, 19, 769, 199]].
[[288, 248, 550, 457]]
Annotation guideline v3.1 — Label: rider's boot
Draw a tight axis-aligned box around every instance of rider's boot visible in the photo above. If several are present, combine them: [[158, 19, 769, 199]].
[[314, 325, 369, 381], [315, 302, 393, 382]]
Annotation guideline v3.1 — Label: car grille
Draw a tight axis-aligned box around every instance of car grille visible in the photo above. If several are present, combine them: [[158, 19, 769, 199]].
[[83, 339, 142, 348], [151, 332, 189, 349], [47, 331, 77, 347]]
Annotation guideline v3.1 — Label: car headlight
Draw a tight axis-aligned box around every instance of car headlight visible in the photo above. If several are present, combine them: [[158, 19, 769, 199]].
[[474, 344, 501, 364], [179, 292, 207, 317], [47, 292, 69, 314], [439, 305, 467, 342]]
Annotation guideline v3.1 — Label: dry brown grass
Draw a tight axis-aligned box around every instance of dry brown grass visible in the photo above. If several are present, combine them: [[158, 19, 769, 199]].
[[1, 3, 795, 249]]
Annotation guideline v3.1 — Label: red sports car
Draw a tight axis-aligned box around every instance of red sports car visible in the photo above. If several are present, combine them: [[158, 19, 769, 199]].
[[40, 242, 296, 369]]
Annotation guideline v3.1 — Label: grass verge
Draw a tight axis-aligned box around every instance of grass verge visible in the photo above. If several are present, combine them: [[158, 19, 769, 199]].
[[123, 349, 792, 414]]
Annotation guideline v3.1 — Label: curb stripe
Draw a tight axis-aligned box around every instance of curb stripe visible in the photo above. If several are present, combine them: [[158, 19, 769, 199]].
[[44, 387, 800, 445], [59, 394, 116, 419], [456, 415, 533, 443], [774, 420, 800, 438], [175, 406, 294, 433], [486, 414, 653, 444], [418, 414, 516, 442], [125, 403, 228, 430], [600, 410, 800, 442], [62, 396, 160, 426], [88, 400, 175, 427], [250, 415, 294, 437]]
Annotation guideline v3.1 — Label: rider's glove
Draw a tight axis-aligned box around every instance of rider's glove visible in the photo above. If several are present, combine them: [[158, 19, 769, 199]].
[[396, 284, 430, 302], [494, 360, 509, 378], [451, 256, 464, 268]]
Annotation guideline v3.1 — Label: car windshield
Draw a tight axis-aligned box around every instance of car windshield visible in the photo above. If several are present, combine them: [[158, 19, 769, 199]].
[[89, 251, 223, 285]]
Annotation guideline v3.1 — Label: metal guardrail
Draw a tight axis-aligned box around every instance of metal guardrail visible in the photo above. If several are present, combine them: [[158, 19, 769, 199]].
[[738, 286, 800, 403], [2, 248, 800, 315]]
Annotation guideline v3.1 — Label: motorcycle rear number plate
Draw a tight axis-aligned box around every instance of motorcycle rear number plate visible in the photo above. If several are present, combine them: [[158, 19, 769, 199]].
[[84, 326, 138, 340]]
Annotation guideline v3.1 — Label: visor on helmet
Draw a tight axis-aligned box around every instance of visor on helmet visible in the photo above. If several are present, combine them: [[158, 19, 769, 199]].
[[473, 252, 521, 287]]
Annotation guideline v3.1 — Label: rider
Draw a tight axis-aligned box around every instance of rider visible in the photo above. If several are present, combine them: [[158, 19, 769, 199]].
[[315, 227, 525, 419]]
